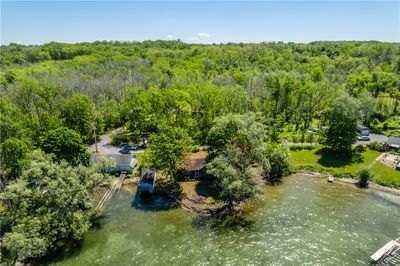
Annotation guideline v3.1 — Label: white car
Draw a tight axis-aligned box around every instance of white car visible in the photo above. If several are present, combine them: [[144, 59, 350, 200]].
[[358, 135, 370, 141]]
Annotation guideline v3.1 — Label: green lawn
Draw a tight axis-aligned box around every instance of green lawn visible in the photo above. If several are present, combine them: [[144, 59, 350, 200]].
[[371, 162, 400, 188], [291, 146, 381, 176]]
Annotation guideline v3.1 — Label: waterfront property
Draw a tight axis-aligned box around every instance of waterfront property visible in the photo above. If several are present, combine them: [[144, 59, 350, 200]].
[[138, 168, 156, 195], [90, 154, 138, 174], [180, 151, 207, 179], [40, 174, 400, 265]]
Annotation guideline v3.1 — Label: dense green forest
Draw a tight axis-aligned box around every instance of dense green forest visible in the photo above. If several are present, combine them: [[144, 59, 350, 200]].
[[1, 41, 399, 145], [1, 40, 400, 264]]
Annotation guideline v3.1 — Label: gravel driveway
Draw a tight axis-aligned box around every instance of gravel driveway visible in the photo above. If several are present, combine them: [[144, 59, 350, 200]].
[[356, 133, 388, 145]]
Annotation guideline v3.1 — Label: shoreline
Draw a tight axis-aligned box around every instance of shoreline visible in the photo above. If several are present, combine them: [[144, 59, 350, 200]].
[[296, 170, 400, 196]]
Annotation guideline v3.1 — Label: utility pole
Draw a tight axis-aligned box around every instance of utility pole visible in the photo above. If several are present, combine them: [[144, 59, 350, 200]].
[[93, 123, 98, 153]]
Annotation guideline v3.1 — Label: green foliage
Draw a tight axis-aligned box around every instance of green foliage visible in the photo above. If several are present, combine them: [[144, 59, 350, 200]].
[[357, 167, 374, 187], [267, 145, 291, 180], [366, 141, 387, 152], [0, 137, 29, 181], [206, 113, 273, 206], [41, 127, 89, 166], [370, 162, 400, 188], [144, 125, 193, 179], [62, 94, 98, 142], [0, 152, 100, 263], [322, 92, 359, 152]]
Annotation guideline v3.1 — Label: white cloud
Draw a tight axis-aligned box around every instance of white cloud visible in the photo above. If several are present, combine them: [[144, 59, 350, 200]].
[[188, 32, 211, 42], [166, 34, 174, 39], [197, 32, 210, 38]]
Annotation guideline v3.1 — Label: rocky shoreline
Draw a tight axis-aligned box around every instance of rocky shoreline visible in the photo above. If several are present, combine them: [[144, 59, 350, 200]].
[[297, 170, 400, 196]]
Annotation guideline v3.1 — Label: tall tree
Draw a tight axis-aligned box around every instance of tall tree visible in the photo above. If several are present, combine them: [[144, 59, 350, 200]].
[[0, 152, 100, 264], [41, 127, 89, 166], [62, 94, 97, 142], [144, 125, 192, 180], [322, 92, 359, 152], [206, 112, 271, 208], [0, 137, 29, 183]]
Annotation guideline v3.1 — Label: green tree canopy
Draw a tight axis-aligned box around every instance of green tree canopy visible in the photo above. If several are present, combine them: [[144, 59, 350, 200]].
[[40, 127, 89, 166], [322, 92, 359, 152], [0, 152, 100, 263], [0, 137, 29, 182], [62, 94, 98, 142], [144, 125, 192, 179], [206, 112, 271, 207]]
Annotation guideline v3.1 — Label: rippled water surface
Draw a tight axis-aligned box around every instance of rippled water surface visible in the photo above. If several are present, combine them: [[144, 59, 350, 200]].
[[42, 174, 400, 265]]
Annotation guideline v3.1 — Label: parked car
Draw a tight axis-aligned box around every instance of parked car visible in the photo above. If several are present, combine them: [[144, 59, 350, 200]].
[[119, 148, 131, 154], [358, 135, 370, 141], [121, 144, 134, 151], [396, 161, 400, 171]]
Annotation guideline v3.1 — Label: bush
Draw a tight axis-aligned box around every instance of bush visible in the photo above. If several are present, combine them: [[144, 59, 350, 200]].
[[382, 122, 388, 131], [371, 118, 379, 126], [110, 131, 138, 146], [367, 141, 386, 152], [357, 168, 374, 188], [289, 145, 316, 151], [191, 145, 201, 152]]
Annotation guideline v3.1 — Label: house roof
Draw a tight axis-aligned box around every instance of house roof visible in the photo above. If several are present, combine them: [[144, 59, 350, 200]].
[[90, 154, 136, 166], [357, 124, 369, 131], [183, 151, 208, 171], [140, 168, 155, 184], [388, 136, 400, 146]]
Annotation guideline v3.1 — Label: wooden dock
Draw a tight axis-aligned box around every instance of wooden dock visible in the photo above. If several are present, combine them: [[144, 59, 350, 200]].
[[95, 174, 127, 210], [371, 238, 400, 264]]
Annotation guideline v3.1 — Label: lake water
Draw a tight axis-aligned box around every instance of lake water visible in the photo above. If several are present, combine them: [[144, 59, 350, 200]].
[[41, 174, 400, 265]]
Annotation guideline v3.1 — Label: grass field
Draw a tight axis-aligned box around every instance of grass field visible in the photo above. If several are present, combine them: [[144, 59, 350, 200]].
[[371, 161, 400, 188], [290, 146, 381, 176], [291, 146, 400, 188]]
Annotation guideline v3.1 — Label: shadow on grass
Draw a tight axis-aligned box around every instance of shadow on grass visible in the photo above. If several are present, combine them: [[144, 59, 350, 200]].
[[131, 179, 183, 212], [195, 180, 223, 201], [316, 148, 363, 168]]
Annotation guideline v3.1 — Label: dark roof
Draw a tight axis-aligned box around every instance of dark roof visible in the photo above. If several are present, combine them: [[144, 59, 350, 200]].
[[388, 136, 400, 146], [90, 154, 136, 166], [357, 124, 369, 131], [140, 168, 155, 184], [183, 151, 207, 171]]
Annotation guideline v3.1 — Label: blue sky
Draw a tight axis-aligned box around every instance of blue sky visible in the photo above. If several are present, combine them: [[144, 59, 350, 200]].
[[1, 1, 399, 45]]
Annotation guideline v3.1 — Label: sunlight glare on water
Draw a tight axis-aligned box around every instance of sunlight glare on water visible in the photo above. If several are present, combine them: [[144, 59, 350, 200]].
[[42, 174, 400, 266]]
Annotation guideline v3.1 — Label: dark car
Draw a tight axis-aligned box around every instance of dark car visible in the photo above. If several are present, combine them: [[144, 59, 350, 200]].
[[396, 161, 400, 171], [119, 148, 131, 154], [121, 144, 134, 151]]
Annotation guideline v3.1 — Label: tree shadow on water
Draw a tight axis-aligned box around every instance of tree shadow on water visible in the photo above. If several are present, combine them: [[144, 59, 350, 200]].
[[192, 208, 255, 233], [131, 179, 183, 212], [35, 239, 85, 265], [316, 148, 363, 168]]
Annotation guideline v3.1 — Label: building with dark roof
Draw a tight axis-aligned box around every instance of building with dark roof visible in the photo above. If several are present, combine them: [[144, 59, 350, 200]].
[[180, 151, 207, 179], [90, 154, 137, 174], [138, 168, 156, 195], [388, 136, 400, 151]]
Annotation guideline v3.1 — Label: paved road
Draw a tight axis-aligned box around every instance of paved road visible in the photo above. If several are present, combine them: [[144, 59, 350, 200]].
[[356, 133, 388, 145], [88, 134, 121, 154]]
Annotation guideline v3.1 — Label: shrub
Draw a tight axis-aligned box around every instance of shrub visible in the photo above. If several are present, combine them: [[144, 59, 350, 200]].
[[357, 168, 374, 188], [371, 118, 379, 126], [367, 141, 386, 152], [382, 122, 388, 131]]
